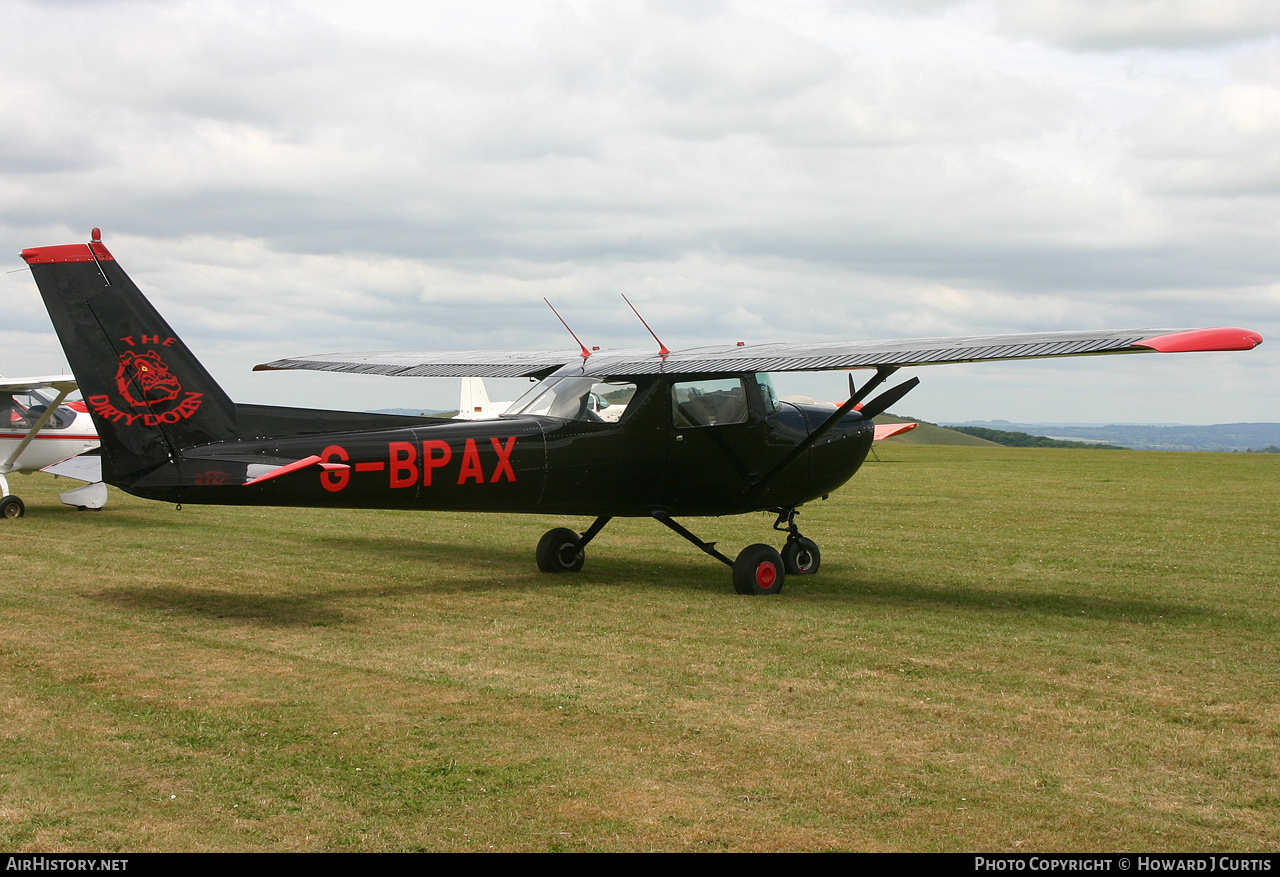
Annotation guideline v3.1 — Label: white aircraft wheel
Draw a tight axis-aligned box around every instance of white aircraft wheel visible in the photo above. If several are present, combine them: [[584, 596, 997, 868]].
[[536, 527, 585, 573], [733, 544, 785, 595], [0, 496, 26, 519], [782, 537, 821, 576]]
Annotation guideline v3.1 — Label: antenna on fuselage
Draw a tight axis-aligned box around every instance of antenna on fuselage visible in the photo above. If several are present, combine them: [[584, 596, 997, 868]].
[[544, 298, 593, 362], [621, 294, 670, 359]]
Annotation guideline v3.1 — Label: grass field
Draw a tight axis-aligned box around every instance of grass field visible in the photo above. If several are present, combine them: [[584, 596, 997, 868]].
[[0, 446, 1276, 852]]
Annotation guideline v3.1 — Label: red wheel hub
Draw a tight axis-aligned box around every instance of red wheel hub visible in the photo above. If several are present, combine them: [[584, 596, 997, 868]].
[[755, 562, 777, 588]]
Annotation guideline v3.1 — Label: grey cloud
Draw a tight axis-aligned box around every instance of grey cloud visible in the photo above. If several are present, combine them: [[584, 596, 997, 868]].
[[995, 0, 1280, 50], [1, 0, 1274, 421]]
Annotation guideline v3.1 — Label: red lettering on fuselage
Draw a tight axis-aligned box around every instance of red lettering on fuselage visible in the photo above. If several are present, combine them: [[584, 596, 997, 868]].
[[423, 440, 452, 486], [389, 441, 417, 488], [317, 436, 519, 493], [320, 445, 350, 492], [457, 439, 483, 484], [489, 436, 516, 483]]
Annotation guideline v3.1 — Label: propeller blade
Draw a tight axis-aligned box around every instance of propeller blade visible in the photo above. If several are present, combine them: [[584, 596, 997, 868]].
[[856, 377, 920, 420]]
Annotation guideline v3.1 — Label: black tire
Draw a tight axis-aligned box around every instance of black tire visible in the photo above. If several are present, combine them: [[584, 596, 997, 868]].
[[782, 537, 821, 576], [733, 543, 785, 595], [536, 527, 585, 573], [0, 496, 25, 519]]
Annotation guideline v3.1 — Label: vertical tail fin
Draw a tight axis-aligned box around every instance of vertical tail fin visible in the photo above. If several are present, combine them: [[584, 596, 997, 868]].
[[21, 230, 238, 483], [457, 376, 493, 420]]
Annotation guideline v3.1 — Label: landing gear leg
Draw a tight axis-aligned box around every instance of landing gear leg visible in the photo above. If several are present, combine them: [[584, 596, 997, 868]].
[[775, 509, 820, 576], [536, 516, 611, 573], [653, 513, 786, 596]]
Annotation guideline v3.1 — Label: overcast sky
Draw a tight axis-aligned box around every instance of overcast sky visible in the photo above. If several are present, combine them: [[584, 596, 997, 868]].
[[2, 0, 1276, 423]]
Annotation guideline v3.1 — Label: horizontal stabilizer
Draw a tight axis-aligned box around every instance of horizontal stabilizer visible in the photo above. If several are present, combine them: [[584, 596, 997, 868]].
[[873, 422, 918, 441], [243, 455, 351, 486], [42, 449, 102, 483]]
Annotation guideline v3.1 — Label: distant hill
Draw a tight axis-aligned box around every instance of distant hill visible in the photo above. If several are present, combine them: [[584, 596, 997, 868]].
[[947, 421, 1280, 452], [947, 426, 1123, 450]]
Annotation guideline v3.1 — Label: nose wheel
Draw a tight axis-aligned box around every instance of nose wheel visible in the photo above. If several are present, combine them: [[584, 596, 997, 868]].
[[781, 536, 820, 575], [775, 510, 820, 576]]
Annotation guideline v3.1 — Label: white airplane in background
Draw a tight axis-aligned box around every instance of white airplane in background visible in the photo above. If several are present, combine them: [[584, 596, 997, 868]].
[[453, 376, 513, 421], [0, 376, 108, 516]]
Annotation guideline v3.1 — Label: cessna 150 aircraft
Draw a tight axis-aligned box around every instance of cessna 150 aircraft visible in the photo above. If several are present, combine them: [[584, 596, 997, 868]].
[[21, 231, 1263, 594]]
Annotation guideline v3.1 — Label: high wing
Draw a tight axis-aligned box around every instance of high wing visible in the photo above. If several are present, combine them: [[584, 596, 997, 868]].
[[0, 375, 78, 394], [254, 327, 1262, 379], [254, 349, 589, 379]]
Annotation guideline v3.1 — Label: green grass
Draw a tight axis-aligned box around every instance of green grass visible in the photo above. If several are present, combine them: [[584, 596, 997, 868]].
[[0, 446, 1277, 851]]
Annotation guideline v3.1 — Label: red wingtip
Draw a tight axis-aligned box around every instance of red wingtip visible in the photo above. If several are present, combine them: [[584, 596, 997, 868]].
[[1136, 327, 1263, 353]]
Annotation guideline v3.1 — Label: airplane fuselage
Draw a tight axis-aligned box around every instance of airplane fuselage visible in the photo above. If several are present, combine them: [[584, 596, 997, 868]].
[[115, 378, 874, 518]]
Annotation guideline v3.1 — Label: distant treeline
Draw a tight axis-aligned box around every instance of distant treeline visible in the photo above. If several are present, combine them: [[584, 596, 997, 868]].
[[949, 427, 1124, 449]]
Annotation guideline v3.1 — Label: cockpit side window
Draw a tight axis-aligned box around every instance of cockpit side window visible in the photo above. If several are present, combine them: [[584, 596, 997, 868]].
[[671, 378, 749, 428], [0, 391, 76, 431], [504, 377, 637, 423]]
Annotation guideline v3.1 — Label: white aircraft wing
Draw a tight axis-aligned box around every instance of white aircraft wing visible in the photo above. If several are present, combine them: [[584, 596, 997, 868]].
[[254, 349, 588, 379], [0, 375, 78, 394], [255, 327, 1262, 379]]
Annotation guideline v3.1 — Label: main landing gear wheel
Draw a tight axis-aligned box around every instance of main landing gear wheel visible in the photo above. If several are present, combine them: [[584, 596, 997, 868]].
[[733, 543, 785, 596], [536, 527, 585, 573], [0, 496, 25, 519], [782, 536, 821, 576]]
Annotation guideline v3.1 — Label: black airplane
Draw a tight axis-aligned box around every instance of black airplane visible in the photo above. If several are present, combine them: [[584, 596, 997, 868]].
[[21, 230, 1263, 594]]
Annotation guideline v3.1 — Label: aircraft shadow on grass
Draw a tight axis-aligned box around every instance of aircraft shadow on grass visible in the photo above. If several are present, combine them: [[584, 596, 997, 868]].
[[90, 533, 1211, 628], [92, 584, 357, 627]]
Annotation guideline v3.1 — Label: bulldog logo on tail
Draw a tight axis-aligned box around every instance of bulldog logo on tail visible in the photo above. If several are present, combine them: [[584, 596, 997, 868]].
[[116, 350, 182, 408], [85, 336, 204, 426]]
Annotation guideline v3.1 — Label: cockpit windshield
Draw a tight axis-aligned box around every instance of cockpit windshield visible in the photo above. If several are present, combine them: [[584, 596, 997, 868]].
[[504, 377, 636, 423]]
